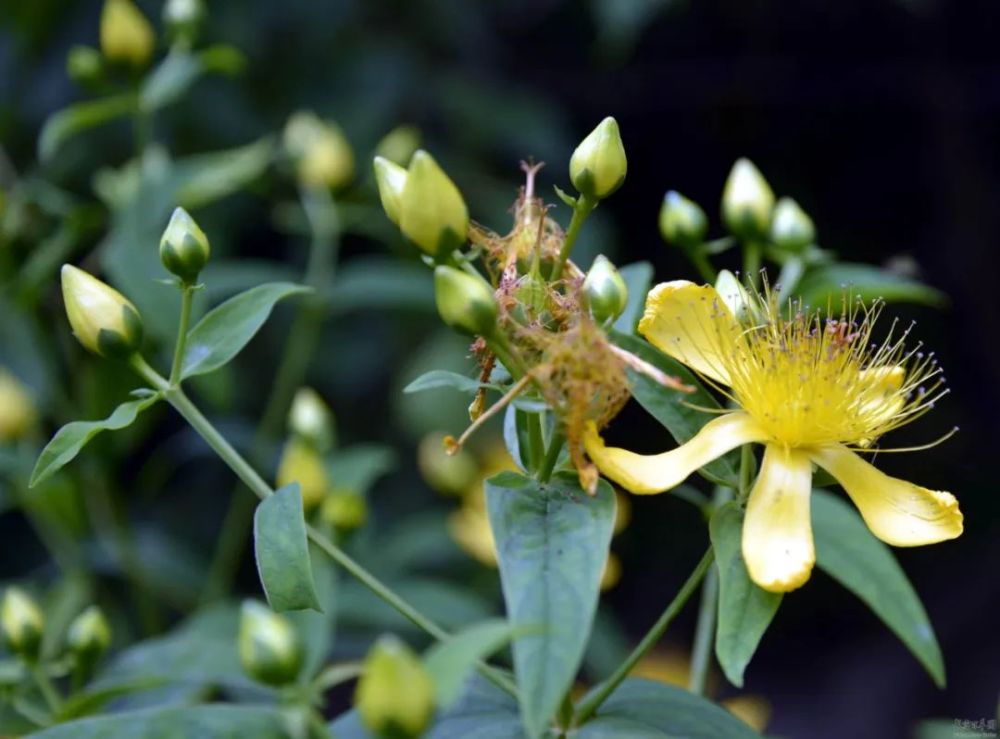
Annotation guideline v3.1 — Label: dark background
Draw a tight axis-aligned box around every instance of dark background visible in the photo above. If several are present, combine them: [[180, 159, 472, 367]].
[[1, 2, 998, 737]]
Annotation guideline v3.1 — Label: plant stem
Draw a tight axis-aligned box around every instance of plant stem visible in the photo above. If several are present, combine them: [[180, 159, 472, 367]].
[[687, 561, 718, 695], [169, 284, 195, 385], [31, 665, 62, 714], [573, 548, 714, 725], [538, 431, 564, 483], [686, 245, 717, 284], [742, 240, 762, 288], [550, 195, 595, 282], [738, 444, 754, 503]]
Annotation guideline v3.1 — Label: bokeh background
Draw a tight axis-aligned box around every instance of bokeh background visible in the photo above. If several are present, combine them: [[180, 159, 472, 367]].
[[1, 1, 998, 737]]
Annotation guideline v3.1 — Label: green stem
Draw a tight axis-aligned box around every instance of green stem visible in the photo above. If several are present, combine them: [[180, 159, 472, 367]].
[[169, 284, 195, 385], [686, 245, 717, 284], [526, 413, 544, 472], [573, 548, 714, 725], [11, 696, 50, 727], [738, 444, 754, 503], [550, 195, 596, 282], [687, 558, 719, 695], [742, 240, 762, 288], [538, 431, 564, 483], [31, 665, 62, 714]]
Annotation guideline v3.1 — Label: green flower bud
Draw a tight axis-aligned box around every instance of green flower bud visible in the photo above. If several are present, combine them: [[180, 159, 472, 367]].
[[160, 207, 210, 284], [569, 116, 627, 200], [320, 490, 368, 532], [1, 588, 44, 661], [770, 196, 815, 253], [375, 125, 421, 166], [417, 432, 478, 497], [284, 112, 355, 190], [163, 0, 206, 47], [61, 265, 144, 358], [67, 46, 104, 86], [714, 269, 755, 322], [399, 150, 468, 257], [583, 255, 628, 324], [238, 601, 303, 687], [66, 606, 111, 670], [0, 368, 36, 443], [355, 635, 435, 738], [288, 387, 335, 452], [100, 0, 155, 68], [721, 158, 774, 239], [276, 437, 330, 512], [373, 156, 407, 226], [433, 266, 497, 336], [658, 190, 708, 249]]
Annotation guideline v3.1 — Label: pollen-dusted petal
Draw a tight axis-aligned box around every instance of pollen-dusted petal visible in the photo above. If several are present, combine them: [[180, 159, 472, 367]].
[[855, 365, 906, 443], [810, 444, 963, 546], [638, 281, 738, 386], [582, 412, 766, 495], [742, 445, 815, 593]]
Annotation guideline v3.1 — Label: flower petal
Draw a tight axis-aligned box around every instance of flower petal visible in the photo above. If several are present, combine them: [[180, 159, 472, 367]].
[[742, 445, 815, 593], [855, 365, 906, 445], [810, 444, 963, 546], [638, 280, 738, 386], [583, 412, 766, 494]]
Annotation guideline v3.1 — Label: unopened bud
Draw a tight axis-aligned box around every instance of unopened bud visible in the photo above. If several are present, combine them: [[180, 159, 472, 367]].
[[417, 432, 478, 496], [163, 0, 206, 47], [320, 490, 367, 531], [61, 265, 144, 358], [569, 116, 627, 201], [721, 158, 774, 240], [399, 150, 468, 257], [1, 588, 43, 661], [160, 207, 210, 284], [283, 112, 355, 190], [658, 191, 707, 249], [67, 46, 104, 86], [433, 266, 497, 336], [276, 437, 329, 511], [288, 387, 335, 451], [66, 606, 111, 670], [715, 269, 755, 322], [0, 369, 35, 442], [584, 255, 628, 324], [770, 197, 815, 253], [375, 125, 421, 167], [100, 0, 155, 68], [238, 601, 303, 687], [355, 635, 434, 738], [373, 156, 407, 226]]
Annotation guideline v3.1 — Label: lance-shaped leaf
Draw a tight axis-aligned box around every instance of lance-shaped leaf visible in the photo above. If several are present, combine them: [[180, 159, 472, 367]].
[[181, 282, 309, 379], [812, 488, 946, 687], [403, 369, 492, 395], [38, 94, 136, 162], [30, 395, 161, 487], [486, 470, 616, 739], [710, 502, 782, 688], [423, 619, 515, 708], [29, 704, 287, 738], [253, 484, 321, 612]]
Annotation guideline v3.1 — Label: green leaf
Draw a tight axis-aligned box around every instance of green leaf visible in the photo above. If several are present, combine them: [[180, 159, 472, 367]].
[[576, 678, 759, 738], [57, 678, 168, 720], [423, 619, 515, 708], [38, 94, 136, 162], [609, 329, 739, 487], [709, 503, 782, 688], [612, 261, 653, 334], [812, 488, 946, 686], [486, 470, 616, 739], [253, 484, 321, 612], [30, 396, 161, 487], [181, 282, 309, 379], [175, 138, 275, 208], [326, 445, 396, 495], [796, 262, 946, 309], [30, 704, 287, 738], [403, 370, 488, 395], [140, 51, 204, 113]]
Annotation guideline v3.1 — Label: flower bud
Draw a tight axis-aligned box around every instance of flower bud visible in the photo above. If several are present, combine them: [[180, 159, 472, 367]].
[[61, 265, 144, 358], [433, 266, 497, 337], [0, 369, 35, 442], [100, 0, 155, 68], [283, 112, 355, 190], [375, 125, 421, 166], [1, 588, 44, 661], [399, 150, 468, 256], [583, 255, 628, 324], [721, 158, 774, 240], [658, 191, 708, 249], [770, 196, 815, 253], [238, 601, 303, 687], [569, 116, 627, 201], [66, 606, 111, 670], [67, 46, 104, 86], [163, 0, 206, 47], [320, 490, 367, 532], [417, 432, 478, 497], [373, 156, 407, 226], [276, 437, 329, 511], [355, 635, 434, 737], [160, 207, 210, 284], [714, 269, 755, 322], [288, 387, 335, 452]]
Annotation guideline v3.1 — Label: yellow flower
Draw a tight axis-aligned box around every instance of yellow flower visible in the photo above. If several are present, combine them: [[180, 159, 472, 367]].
[[584, 281, 963, 593], [283, 112, 354, 190], [100, 0, 155, 68], [61, 265, 144, 358], [0, 369, 35, 442], [276, 437, 329, 511]]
